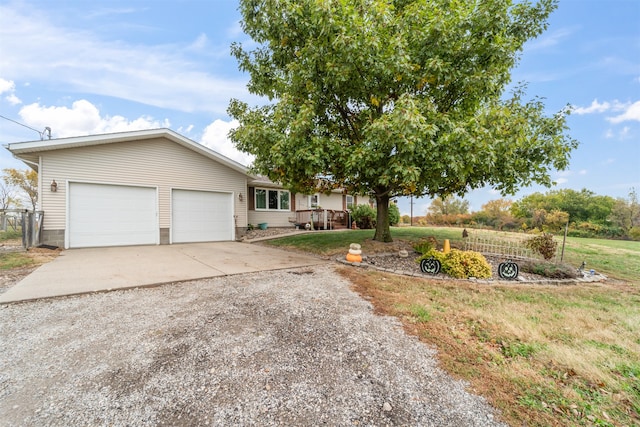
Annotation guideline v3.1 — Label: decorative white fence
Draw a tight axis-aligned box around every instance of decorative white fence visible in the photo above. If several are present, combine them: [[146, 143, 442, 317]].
[[463, 235, 553, 261]]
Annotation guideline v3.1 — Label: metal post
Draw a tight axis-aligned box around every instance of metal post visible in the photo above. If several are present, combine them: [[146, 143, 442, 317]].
[[560, 220, 568, 263]]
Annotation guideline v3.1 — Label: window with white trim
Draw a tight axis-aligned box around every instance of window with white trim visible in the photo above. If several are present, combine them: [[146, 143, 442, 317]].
[[345, 195, 354, 209], [309, 194, 320, 208], [255, 188, 290, 211]]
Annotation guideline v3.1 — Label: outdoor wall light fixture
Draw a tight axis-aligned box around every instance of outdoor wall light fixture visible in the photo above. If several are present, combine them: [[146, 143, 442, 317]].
[[50, 180, 58, 192], [238, 193, 244, 202]]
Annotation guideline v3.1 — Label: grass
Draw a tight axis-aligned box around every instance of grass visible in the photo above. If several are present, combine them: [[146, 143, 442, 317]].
[[0, 229, 58, 270], [562, 237, 640, 282], [0, 252, 35, 270], [0, 229, 22, 241], [263, 226, 640, 425], [264, 226, 462, 256], [340, 267, 640, 427]]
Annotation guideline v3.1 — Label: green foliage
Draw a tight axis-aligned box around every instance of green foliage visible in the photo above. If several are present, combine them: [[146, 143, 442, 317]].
[[629, 226, 640, 241], [512, 188, 616, 225], [417, 248, 491, 279], [3, 168, 38, 211], [412, 237, 438, 255], [229, 0, 576, 243], [350, 204, 376, 229], [388, 202, 400, 226], [525, 233, 558, 260], [417, 248, 447, 263], [427, 196, 470, 216], [443, 249, 492, 279]]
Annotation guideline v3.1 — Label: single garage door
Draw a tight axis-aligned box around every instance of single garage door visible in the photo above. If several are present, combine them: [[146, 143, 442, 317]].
[[68, 182, 158, 248], [172, 189, 233, 243]]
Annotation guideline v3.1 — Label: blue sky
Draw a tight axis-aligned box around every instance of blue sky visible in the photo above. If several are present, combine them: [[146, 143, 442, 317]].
[[1, 0, 639, 216]]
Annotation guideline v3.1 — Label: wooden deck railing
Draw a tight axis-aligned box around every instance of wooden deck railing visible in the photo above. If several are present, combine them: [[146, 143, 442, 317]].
[[289, 209, 350, 230]]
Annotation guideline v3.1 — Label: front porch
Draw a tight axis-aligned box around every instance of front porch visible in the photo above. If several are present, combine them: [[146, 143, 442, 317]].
[[289, 209, 351, 230]]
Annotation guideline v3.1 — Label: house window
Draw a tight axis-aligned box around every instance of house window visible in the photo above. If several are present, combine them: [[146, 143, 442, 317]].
[[255, 188, 290, 211], [346, 195, 354, 209], [310, 194, 320, 208]]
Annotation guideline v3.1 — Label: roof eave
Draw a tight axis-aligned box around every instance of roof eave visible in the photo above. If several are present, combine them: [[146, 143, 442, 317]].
[[4, 128, 249, 176]]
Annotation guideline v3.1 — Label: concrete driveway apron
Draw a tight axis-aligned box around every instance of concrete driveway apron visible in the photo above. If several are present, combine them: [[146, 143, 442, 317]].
[[0, 242, 326, 303]]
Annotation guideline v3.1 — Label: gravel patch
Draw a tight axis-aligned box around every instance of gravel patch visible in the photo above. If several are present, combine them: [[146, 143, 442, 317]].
[[0, 265, 505, 426]]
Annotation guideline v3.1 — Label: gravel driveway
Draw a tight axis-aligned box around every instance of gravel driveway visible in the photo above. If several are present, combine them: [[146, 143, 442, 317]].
[[0, 265, 505, 426]]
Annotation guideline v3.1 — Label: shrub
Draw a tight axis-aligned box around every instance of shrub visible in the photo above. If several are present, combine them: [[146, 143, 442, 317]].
[[629, 226, 640, 241], [417, 249, 491, 279], [525, 232, 557, 260], [351, 204, 377, 229], [389, 202, 400, 226], [443, 249, 492, 279], [412, 236, 438, 255], [417, 248, 447, 264]]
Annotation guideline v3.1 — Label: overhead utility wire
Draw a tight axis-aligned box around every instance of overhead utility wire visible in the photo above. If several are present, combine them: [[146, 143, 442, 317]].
[[0, 114, 51, 140]]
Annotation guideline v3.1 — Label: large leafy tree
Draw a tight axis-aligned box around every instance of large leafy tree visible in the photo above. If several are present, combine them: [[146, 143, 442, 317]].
[[427, 196, 470, 216], [512, 189, 615, 224], [2, 168, 37, 211], [228, 0, 578, 242]]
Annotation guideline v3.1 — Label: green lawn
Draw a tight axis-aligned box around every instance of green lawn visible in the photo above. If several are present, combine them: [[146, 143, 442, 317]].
[[264, 226, 640, 282], [264, 226, 462, 255], [0, 229, 22, 241], [563, 237, 640, 282], [0, 252, 34, 270]]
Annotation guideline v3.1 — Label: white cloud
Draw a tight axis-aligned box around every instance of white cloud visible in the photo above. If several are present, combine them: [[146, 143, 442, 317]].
[[526, 27, 574, 51], [0, 78, 21, 104], [5, 93, 21, 105], [201, 119, 254, 166], [578, 169, 587, 175], [188, 33, 209, 51], [0, 78, 15, 94], [619, 126, 631, 139], [572, 99, 611, 115], [555, 178, 568, 184], [18, 99, 169, 138], [607, 101, 640, 123], [0, 4, 257, 115]]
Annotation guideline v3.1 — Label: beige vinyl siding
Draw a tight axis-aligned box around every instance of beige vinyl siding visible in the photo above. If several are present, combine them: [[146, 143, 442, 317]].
[[39, 138, 247, 230], [248, 211, 295, 228], [295, 192, 346, 211]]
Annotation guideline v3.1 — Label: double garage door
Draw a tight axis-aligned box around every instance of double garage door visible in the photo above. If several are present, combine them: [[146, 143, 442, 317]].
[[68, 183, 233, 248]]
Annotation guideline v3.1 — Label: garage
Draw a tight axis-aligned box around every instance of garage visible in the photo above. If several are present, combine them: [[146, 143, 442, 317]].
[[68, 182, 158, 248], [172, 189, 233, 243]]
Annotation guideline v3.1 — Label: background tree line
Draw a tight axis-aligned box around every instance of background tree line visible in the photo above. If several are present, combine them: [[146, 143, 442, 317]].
[[400, 188, 640, 241]]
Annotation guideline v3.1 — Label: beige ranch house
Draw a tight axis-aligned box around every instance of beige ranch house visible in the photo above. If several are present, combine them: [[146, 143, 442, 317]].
[[5, 128, 369, 249]]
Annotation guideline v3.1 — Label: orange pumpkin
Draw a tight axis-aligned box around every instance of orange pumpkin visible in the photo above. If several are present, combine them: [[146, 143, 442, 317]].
[[346, 253, 362, 263]]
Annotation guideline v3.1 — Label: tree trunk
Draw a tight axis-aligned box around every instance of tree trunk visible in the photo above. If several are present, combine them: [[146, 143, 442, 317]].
[[373, 193, 392, 242]]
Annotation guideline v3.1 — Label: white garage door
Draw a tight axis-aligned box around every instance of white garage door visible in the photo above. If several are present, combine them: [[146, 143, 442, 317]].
[[68, 183, 158, 248], [172, 189, 233, 243]]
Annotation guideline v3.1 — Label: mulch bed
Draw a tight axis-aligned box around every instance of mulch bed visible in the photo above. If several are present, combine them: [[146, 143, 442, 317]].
[[363, 252, 553, 282]]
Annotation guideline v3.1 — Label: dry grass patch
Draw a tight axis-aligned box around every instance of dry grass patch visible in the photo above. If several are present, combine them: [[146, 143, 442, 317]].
[[340, 267, 640, 427]]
